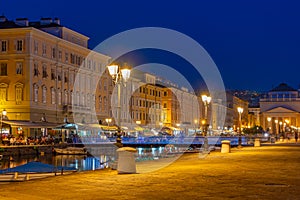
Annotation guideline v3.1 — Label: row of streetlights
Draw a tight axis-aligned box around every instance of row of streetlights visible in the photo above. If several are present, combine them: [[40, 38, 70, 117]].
[[106, 63, 247, 149]]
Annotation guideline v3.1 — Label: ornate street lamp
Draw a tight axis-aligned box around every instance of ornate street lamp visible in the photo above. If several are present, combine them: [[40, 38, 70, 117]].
[[105, 118, 112, 127], [107, 64, 131, 147], [201, 95, 211, 152], [237, 107, 244, 148]]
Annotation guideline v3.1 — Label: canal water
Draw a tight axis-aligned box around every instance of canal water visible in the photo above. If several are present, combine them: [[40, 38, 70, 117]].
[[0, 146, 185, 172]]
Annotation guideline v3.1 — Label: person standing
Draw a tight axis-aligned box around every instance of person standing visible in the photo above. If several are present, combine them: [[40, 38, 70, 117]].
[[295, 132, 298, 143]]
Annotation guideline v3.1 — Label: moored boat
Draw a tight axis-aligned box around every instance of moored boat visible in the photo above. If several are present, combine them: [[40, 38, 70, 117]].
[[54, 147, 87, 155]]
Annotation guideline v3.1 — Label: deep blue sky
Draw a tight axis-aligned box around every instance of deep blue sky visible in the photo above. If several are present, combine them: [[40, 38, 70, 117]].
[[1, 0, 300, 91]]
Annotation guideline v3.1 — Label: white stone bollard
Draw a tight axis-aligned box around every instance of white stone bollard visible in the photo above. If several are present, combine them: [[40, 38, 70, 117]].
[[13, 172, 18, 180], [254, 138, 261, 147], [221, 140, 231, 153], [25, 174, 30, 181], [117, 147, 137, 174]]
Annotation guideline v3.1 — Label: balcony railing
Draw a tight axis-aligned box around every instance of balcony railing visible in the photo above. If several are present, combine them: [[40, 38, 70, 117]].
[[260, 97, 300, 102]]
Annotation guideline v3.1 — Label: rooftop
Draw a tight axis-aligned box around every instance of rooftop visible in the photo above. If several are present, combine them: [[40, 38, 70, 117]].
[[0, 15, 61, 29], [270, 83, 297, 92]]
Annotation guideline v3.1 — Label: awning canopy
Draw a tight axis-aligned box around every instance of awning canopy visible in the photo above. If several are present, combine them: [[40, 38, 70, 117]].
[[2, 120, 59, 128], [53, 123, 119, 131], [53, 123, 78, 130]]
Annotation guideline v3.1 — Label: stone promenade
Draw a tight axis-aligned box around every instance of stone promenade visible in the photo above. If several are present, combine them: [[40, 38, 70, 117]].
[[0, 145, 300, 200]]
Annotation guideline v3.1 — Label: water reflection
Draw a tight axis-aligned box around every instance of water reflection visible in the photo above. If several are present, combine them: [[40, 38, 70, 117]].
[[0, 146, 187, 172]]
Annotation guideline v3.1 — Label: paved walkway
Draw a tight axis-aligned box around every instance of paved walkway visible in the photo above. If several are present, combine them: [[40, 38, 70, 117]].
[[0, 145, 300, 200]]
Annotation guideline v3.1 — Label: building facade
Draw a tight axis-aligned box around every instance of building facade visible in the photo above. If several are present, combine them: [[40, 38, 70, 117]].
[[0, 16, 111, 137], [260, 83, 300, 136]]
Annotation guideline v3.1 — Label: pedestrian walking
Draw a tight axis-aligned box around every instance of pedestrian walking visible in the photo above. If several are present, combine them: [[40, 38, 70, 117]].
[[295, 132, 298, 142]]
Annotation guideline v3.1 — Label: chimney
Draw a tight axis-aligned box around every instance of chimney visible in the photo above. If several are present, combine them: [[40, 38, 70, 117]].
[[40, 17, 52, 25], [15, 18, 29, 26], [53, 17, 60, 25]]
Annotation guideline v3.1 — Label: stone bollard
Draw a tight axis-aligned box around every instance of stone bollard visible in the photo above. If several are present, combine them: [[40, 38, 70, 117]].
[[221, 140, 231, 153], [25, 174, 30, 181], [254, 138, 261, 147], [117, 147, 137, 174], [13, 172, 18, 180]]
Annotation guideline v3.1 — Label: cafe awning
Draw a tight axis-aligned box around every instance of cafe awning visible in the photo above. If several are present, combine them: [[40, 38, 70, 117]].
[[2, 120, 59, 128], [53, 123, 78, 130]]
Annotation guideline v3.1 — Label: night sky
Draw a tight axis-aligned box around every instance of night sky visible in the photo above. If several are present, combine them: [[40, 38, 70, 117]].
[[1, 0, 300, 91]]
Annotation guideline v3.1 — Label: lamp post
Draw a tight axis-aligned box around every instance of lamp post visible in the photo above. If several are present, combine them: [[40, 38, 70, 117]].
[[201, 95, 211, 152], [107, 64, 131, 147], [237, 107, 243, 148], [0, 109, 7, 143], [275, 119, 278, 140], [267, 117, 272, 142]]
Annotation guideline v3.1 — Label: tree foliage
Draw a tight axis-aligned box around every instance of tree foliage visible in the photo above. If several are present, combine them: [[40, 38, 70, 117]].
[[243, 125, 264, 135]]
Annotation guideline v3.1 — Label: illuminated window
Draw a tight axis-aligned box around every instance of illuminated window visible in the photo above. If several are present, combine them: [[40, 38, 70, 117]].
[[0, 83, 8, 104], [42, 86, 47, 103], [57, 89, 61, 105], [51, 87, 55, 104], [33, 84, 39, 102], [16, 85, 23, 104]]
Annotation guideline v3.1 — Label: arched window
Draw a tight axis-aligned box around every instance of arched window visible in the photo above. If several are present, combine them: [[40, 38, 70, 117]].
[[33, 83, 39, 102], [42, 85, 47, 104], [57, 88, 62, 105], [0, 83, 8, 104], [51, 87, 55, 104]]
